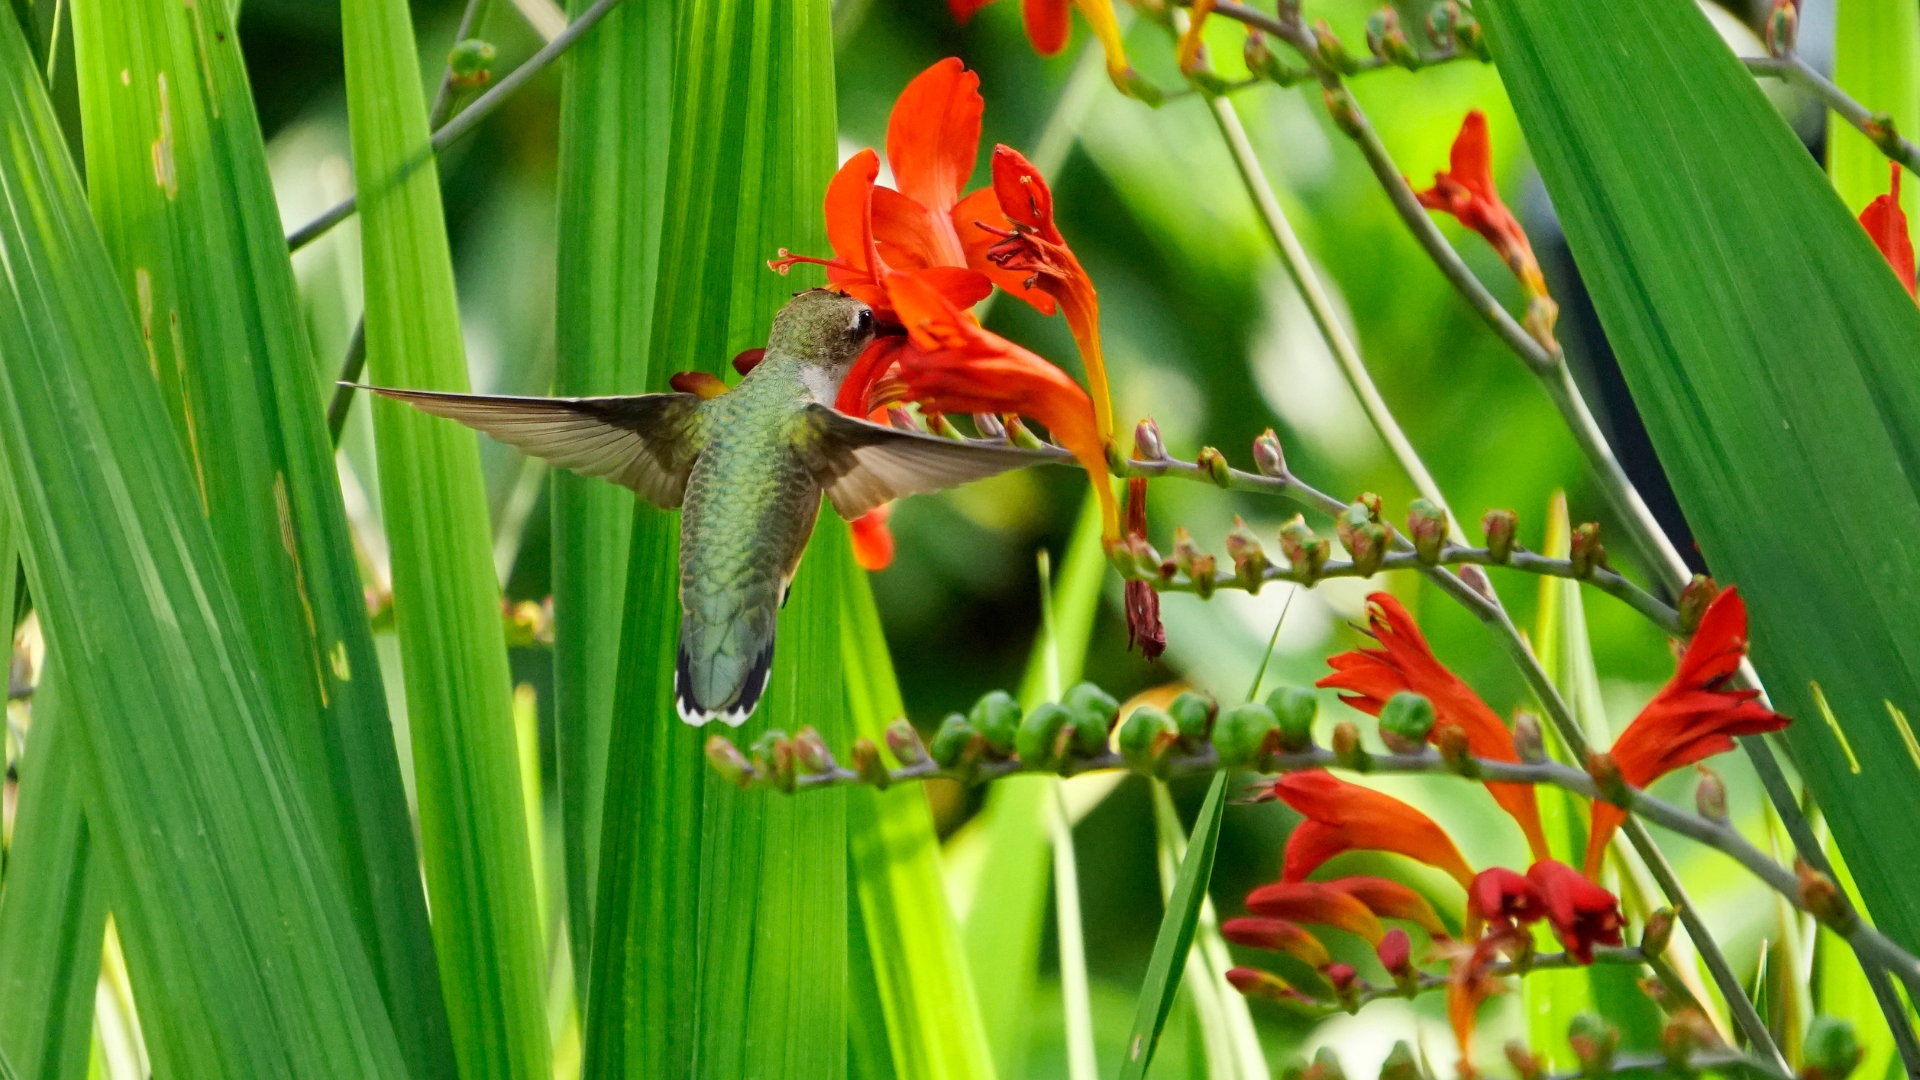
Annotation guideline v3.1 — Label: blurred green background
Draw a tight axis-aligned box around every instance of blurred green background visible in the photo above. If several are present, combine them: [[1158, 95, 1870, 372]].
[[6, 0, 1837, 1072]]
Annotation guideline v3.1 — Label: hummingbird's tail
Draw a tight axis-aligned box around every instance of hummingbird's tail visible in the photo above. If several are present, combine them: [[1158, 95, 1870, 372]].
[[674, 634, 775, 728]]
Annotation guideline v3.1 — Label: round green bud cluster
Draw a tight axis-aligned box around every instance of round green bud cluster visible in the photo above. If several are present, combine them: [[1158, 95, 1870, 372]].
[[1377, 691, 1435, 753], [1266, 686, 1318, 751]]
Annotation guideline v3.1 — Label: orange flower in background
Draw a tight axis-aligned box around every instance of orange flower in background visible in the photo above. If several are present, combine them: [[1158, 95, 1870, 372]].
[[1584, 587, 1787, 876], [1318, 593, 1550, 863], [982, 146, 1115, 447], [1860, 162, 1916, 298], [850, 503, 896, 571], [1324, 875, 1450, 939], [1243, 880, 1386, 944], [1416, 111, 1558, 348], [1441, 924, 1524, 1071], [884, 270, 1119, 537], [947, 0, 1138, 93], [1416, 111, 1544, 297], [1527, 859, 1623, 964], [1271, 769, 1476, 889], [1219, 916, 1335, 969]]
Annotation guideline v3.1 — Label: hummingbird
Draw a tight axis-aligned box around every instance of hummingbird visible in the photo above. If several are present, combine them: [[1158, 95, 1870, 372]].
[[362, 288, 1067, 726]]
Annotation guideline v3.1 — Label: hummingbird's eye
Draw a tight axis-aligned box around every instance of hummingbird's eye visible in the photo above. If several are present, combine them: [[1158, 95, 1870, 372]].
[[852, 308, 874, 336]]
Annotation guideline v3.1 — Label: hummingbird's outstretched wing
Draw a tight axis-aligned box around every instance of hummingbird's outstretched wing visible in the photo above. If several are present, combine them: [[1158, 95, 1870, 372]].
[[357, 386, 707, 509], [799, 404, 1074, 520]]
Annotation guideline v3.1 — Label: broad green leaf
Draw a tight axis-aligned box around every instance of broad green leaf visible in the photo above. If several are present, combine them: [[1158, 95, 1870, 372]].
[[339, 0, 551, 1075], [841, 547, 997, 1078], [551, 0, 673, 992], [1527, 494, 1660, 1061], [1478, 0, 1920, 956], [0, 673, 106, 1080], [1829, 0, 1918, 222], [67, 2, 451, 1074], [963, 493, 1106, 1079], [1119, 772, 1229, 1080], [581, 0, 843, 1068], [0, 15, 411, 1076]]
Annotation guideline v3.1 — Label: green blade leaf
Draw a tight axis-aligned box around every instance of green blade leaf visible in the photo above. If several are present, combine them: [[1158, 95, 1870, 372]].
[[1119, 771, 1230, 1080], [551, 0, 673, 993], [962, 494, 1107, 1080], [67, 2, 452, 1073], [338, 0, 551, 1075], [0, 15, 412, 1076], [1478, 0, 1920, 956], [0, 672, 107, 1080], [581, 0, 842, 1068], [841, 546, 997, 1078]]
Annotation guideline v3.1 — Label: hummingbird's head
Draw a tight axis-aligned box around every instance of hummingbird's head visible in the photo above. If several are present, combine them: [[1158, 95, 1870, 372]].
[[768, 289, 877, 397]]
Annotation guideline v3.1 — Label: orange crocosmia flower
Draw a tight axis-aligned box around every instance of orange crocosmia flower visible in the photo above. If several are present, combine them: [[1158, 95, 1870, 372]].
[[1271, 769, 1476, 889], [771, 148, 992, 318], [981, 146, 1114, 445], [1464, 866, 1542, 940], [947, 0, 1137, 92], [1859, 162, 1917, 299], [1583, 587, 1787, 876], [1416, 111, 1547, 300], [1243, 881, 1386, 945], [1324, 876, 1450, 940], [850, 503, 896, 571], [1439, 924, 1524, 1071], [1526, 860, 1623, 965], [1318, 593, 1551, 864], [1219, 917, 1334, 970], [883, 269, 1119, 538]]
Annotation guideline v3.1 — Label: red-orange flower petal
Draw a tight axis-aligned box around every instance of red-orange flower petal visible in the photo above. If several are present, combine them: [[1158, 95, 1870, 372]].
[[1021, 0, 1072, 54], [1443, 926, 1519, 1067], [1318, 593, 1550, 863], [1219, 917, 1334, 969], [1526, 859, 1622, 965], [1416, 111, 1546, 299], [1860, 162, 1916, 298], [948, 0, 996, 23], [1244, 881, 1386, 944], [1465, 866, 1542, 940], [1584, 588, 1786, 876], [1271, 769, 1476, 889], [1324, 876, 1450, 940], [850, 504, 896, 571], [955, 187, 1057, 314], [883, 269, 1118, 538], [985, 146, 1111, 443], [887, 58, 983, 217]]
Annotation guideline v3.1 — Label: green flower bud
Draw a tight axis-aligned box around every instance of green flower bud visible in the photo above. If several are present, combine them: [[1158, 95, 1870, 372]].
[[1568, 1013, 1617, 1078], [851, 738, 891, 790], [885, 717, 928, 766], [1266, 686, 1318, 751], [1482, 508, 1518, 563], [1569, 522, 1609, 577], [1279, 516, 1330, 583], [1379, 1042, 1422, 1080], [970, 689, 1024, 754], [1197, 446, 1233, 487], [1253, 428, 1287, 476], [1764, 0, 1796, 57], [1119, 705, 1180, 772], [1802, 1017, 1863, 1080], [1378, 691, 1435, 753], [792, 726, 836, 774], [750, 730, 796, 793], [706, 735, 753, 789], [1213, 702, 1280, 767], [1677, 574, 1719, 635], [929, 714, 977, 769], [1134, 417, 1166, 461], [1172, 528, 1218, 598], [1016, 701, 1073, 767], [1226, 516, 1270, 594], [1407, 498, 1448, 565], [1064, 682, 1119, 756], [448, 38, 497, 88], [1313, 19, 1361, 75], [1169, 689, 1219, 741]]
